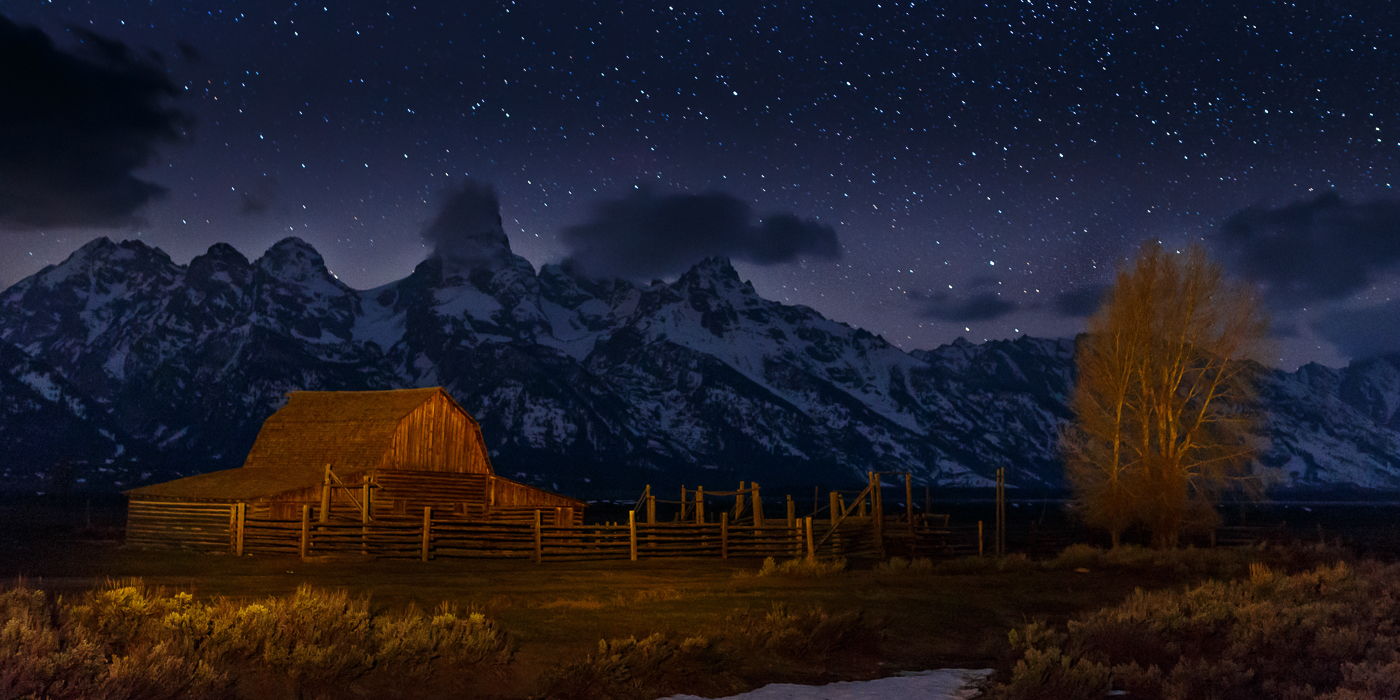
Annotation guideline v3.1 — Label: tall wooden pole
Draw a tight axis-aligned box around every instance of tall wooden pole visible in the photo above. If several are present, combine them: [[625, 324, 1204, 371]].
[[752, 483, 763, 527], [361, 482, 370, 555], [786, 495, 796, 528], [696, 486, 705, 524], [235, 503, 245, 556], [870, 471, 885, 559], [805, 516, 815, 559], [319, 465, 331, 523], [300, 504, 310, 559], [830, 491, 841, 522], [421, 506, 432, 561], [905, 473, 915, 534], [533, 510, 543, 563], [629, 510, 638, 561], [995, 468, 1005, 557], [720, 512, 729, 559]]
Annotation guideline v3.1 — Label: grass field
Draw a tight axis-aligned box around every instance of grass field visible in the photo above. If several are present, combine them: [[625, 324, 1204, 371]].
[[0, 499, 1355, 699]]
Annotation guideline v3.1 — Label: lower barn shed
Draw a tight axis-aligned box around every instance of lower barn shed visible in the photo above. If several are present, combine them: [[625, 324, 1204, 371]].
[[125, 387, 586, 551]]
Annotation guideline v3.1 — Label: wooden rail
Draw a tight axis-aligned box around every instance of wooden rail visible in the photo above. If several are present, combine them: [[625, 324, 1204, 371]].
[[230, 507, 811, 561]]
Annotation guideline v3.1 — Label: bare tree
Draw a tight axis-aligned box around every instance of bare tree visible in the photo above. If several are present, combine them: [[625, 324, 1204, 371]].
[[1064, 242, 1267, 548]]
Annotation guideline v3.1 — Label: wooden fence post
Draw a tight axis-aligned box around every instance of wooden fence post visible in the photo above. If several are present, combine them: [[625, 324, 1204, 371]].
[[629, 510, 638, 561], [362, 482, 371, 555], [905, 473, 915, 534], [534, 510, 543, 563], [421, 506, 432, 562], [978, 520, 984, 558], [805, 516, 815, 559], [319, 465, 331, 523], [696, 486, 705, 524], [236, 503, 245, 556], [996, 468, 1005, 557], [752, 483, 763, 527], [647, 493, 656, 524], [300, 504, 310, 559], [830, 491, 841, 523], [721, 512, 729, 559], [735, 481, 746, 521], [870, 471, 885, 559], [786, 496, 796, 528]]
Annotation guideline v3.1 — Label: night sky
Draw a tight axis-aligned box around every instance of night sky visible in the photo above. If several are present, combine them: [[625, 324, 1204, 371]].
[[3, 1, 1399, 369]]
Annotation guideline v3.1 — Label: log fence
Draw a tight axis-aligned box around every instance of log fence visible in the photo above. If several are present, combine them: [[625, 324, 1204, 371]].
[[133, 475, 1334, 564]]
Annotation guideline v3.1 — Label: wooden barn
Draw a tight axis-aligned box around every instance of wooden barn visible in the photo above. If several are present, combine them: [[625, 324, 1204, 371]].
[[126, 387, 586, 551]]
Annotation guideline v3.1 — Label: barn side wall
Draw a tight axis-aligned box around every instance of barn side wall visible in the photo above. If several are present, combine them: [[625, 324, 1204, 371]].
[[372, 471, 583, 524], [126, 500, 234, 552], [388, 392, 491, 474]]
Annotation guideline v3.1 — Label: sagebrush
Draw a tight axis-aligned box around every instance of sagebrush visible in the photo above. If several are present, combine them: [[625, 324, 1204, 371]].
[[0, 579, 510, 700], [987, 560, 1400, 699], [539, 603, 878, 700]]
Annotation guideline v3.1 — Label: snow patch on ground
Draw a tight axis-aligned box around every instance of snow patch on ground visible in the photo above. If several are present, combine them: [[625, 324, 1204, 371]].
[[660, 668, 992, 700]]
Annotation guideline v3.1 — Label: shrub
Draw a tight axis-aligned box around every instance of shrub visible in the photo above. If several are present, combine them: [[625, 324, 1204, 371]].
[[538, 632, 734, 700], [1, 582, 231, 700], [540, 603, 880, 700], [986, 560, 1400, 700], [0, 580, 512, 700], [756, 556, 847, 578], [873, 557, 934, 575]]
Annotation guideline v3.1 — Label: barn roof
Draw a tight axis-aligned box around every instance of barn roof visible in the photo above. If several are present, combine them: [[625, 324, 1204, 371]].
[[241, 387, 478, 472], [127, 465, 364, 501], [129, 387, 486, 501]]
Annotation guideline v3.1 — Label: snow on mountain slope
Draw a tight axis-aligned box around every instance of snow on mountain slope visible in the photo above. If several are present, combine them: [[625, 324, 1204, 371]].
[[6, 231, 1400, 494]]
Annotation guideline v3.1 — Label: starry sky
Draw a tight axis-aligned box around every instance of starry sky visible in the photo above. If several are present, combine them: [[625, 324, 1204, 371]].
[[3, 1, 1399, 369]]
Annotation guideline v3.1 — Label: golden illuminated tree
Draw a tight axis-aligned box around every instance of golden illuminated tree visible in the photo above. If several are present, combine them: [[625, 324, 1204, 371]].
[[1064, 242, 1267, 548]]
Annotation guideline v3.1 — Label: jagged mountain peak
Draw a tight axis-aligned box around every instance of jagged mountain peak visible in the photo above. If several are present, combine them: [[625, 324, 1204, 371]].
[[424, 182, 518, 275], [194, 242, 251, 267], [255, 237, 339, 286], [187, 243, 252, 288], [13, 234, 1400, 495], [681, 256, 742, 282]]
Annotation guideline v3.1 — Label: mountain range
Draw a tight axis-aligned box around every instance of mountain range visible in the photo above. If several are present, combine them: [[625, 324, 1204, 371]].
[[4, 220, 1400, 498]]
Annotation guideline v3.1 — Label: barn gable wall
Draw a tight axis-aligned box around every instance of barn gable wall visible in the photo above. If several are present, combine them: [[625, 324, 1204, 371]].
[[388, 391, 492, 474]]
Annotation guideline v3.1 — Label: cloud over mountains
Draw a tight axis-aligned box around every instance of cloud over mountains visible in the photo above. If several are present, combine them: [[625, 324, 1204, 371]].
[[560, 189, 840, 280], [0, 15, 189, 230]]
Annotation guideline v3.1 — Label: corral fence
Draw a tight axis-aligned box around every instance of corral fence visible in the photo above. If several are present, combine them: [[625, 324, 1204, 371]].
[[125, 469, 1317, 562]]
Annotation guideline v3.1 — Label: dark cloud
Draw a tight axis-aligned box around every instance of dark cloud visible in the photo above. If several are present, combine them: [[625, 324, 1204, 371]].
[[238, 176, 278, 216], [1054, 284, 1110, 317], [561, 189, 840, 279], [176, 41, 207, 65], [0, 15, 190, 230], [1313, 301, 1400, 360], [421, 180, 514, 271], [1217, 192, 1400, 306], [918, 291, 1017, 322]]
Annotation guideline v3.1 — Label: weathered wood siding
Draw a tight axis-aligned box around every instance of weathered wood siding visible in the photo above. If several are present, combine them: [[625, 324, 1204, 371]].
[[370, 471, 583, 524], [374, 470, 490, 518], [387, 392, 492, 474], [126, 500, 234, 551]]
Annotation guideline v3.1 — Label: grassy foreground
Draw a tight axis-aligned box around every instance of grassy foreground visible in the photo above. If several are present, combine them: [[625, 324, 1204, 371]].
[[0, 533, 1362, 700]]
